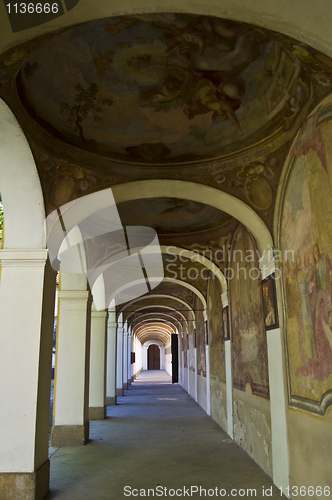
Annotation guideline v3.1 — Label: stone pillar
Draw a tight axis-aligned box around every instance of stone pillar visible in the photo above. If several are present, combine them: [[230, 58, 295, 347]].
[[106, 314, 117, 406], [123, 326, 128, 390], [127, 330, 132, 385], [51, 273, 92, 446], [116, 324, 124, 396], [0, 249, 56, 500], [194, 347, 198, 402], [187, 349, 190, 394], [89, 306, 107, 420], [222, 291, 233, 439], [204, 310, 211, 416], [259, 249, 289, 491]]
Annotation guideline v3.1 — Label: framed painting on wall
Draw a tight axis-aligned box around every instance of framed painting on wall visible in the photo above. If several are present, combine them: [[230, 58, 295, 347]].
[[204, 321, 208, 345], [222, 306, 230, 341], [262, 276, 278, 330]]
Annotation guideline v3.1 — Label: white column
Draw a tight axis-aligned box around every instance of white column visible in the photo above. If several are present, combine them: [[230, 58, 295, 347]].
[[187, 349, 189, 393], [122, 326, 128, 390], [225, 341, 233, 438], [204, 310, 211, 416], [259, 249, 289, 490], [0, 250, 56, 500], [143, 344, 148, 370], [128, 330, 132, 384], [106, 313, 117, 406], [136, 339, 143, 376], [116, 323, 124, 397], [194, 347, 198, 402], [89, 307, 107, 420], [206, 345, 211, 416], [132, 336, 135, 378], [51, 273, 92, 447], [222, 291, 233, 439], [133, 336, 140, 379]]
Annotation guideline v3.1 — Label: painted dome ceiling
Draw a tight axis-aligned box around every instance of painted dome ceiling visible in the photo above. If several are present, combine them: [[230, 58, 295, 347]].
[[17, 13, 309, 164]]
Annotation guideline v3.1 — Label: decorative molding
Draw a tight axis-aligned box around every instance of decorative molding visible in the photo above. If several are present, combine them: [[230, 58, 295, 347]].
[[107, 320, 117, 328], [233, 373, 270, 400], [91, 311, 108, 319], [259, 247, 276, 280], [289, 390, 332, 417], [0, 249, 48, 267], [58, 290, 90, 301]]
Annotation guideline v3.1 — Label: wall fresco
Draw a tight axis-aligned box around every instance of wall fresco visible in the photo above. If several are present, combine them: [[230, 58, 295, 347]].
[[229, 224, 269, 398], [207, 272, 226, 382], [281, 103, 332, 412], [195, 294, 206, 376]]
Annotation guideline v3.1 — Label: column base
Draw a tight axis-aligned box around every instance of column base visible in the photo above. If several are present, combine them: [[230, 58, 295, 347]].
[[0, 459, 49, 500], [89, 406, 106, 420], [116, 388, 123, 396], [105, 397, 116, 406], [50, 422, 89, 446]]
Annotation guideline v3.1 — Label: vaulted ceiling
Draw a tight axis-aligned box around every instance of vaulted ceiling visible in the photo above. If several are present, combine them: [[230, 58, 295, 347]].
[[1, 11, 332, 345]]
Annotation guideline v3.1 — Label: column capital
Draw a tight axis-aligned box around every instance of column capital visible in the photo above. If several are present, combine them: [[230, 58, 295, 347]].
[[58, 290, 90, 301], [259, 247, 276, 280], [203, 310, 207, 322], [221, 291, 229, 308], [107, 320, 117, 328], [92, 310, 108, 319], [0, 248, 48, 267]]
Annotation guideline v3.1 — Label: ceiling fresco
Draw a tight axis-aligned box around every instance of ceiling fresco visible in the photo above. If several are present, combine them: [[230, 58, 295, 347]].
[[1, 13, 332, 234], [2, 13, 332, 331], [116, 197, 232, 234], [17, 14, 307, 163]]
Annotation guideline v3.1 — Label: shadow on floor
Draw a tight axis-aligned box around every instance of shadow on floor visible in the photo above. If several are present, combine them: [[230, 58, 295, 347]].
[[46, 370, 285, 499]]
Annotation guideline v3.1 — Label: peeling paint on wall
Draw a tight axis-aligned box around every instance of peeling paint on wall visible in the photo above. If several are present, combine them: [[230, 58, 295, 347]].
[[233, 392, 272, 477]]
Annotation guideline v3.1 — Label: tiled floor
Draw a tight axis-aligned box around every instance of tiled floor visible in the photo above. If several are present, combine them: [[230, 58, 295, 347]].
[[46, 371, 285, 499]]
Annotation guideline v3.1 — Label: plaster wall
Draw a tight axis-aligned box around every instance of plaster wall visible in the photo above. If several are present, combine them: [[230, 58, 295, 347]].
[[287, 409, 332, 494], [233, 386, 272, 478], [133, 337, 143, 378], [189, 367, 195, 399], [210, 379, 228, 433], [182, 361, 188, 393], [0, 99, 45, 249], [164, 344, 172, 376], [197, 373, 208, 413], [275, 95, 332, 494]]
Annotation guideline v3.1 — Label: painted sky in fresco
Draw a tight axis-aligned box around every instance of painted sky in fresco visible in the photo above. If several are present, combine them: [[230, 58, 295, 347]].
[[20, 14, 300, 162]]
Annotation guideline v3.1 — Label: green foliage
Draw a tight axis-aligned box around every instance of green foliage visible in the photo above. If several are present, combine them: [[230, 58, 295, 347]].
[[188, 124, 207, 145], [59, 83, 113, 141]]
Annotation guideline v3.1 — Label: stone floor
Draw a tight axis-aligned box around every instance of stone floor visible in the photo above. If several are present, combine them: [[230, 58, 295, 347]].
[[46, 370, 285, 499]]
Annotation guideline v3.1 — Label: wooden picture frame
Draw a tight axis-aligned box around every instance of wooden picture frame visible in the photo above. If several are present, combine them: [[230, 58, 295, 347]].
[[262, 275, 278, 330], [204, 320, 208, 345], [222, 306, 230, 341]]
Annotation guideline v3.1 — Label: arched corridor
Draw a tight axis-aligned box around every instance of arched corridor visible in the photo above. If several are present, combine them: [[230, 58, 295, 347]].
[[46, 370, 283, 499], [1, 2, 332, 499]]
